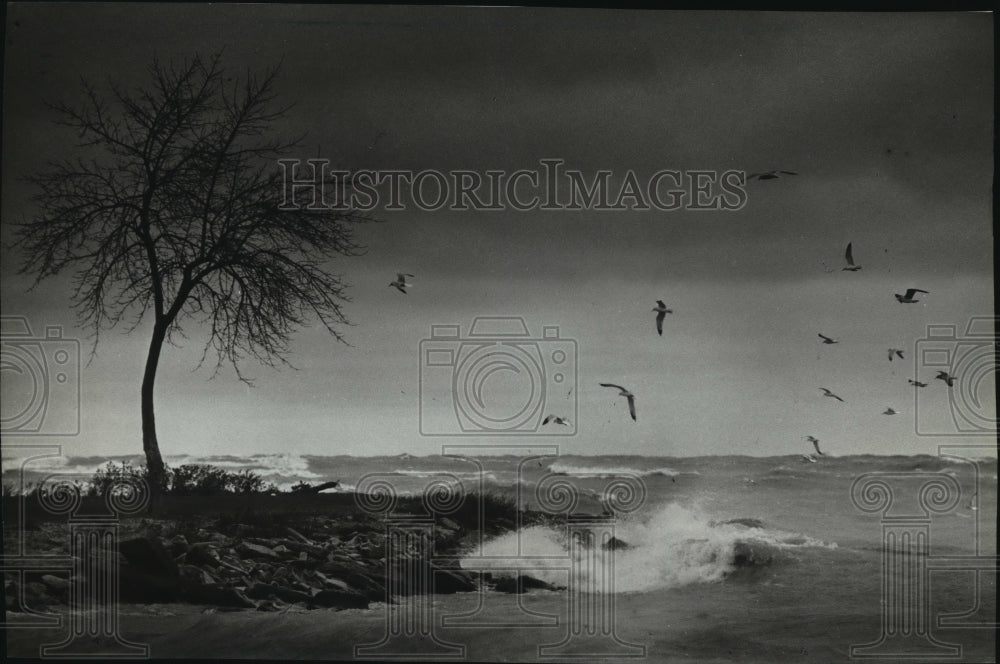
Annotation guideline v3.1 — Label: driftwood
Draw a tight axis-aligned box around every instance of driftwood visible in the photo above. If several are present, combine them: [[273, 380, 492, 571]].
[[298, 481, 340, 494]]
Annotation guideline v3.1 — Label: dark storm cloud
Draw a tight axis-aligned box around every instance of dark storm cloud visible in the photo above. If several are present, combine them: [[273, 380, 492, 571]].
[[1, 6, 991, 458]]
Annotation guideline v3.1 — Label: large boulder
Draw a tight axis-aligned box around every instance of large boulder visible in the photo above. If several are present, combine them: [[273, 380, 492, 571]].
[[119, 567, 185, 602], [601, 536, 631, 551], [186, 542, 221, 567], [119, 537, 179, 578], [493, 574, 562, 594], [165, 534, 190, 557]]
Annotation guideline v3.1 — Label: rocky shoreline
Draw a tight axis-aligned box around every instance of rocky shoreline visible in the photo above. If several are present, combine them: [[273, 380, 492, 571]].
[[5, 497, 565, 615]]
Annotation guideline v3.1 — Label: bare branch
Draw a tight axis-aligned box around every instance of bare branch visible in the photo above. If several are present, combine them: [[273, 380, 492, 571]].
[[18, 52, 373, 378]]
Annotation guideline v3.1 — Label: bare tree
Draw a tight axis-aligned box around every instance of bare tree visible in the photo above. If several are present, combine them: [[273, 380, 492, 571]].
[[17, 53, 370, 501]]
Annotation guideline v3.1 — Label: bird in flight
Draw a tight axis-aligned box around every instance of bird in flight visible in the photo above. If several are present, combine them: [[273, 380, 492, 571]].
[[842, 242, 862, 272], [542, 415, 571, 426], [818, 333, 839, 345], [883, 407, 898, 415], [820, 388, 845, 402], [599, 383, 636, 422], [389, 273, 414, 294], [895, 288, 929, 303], [652, 300, 673, 336], [805, 436, 824, 456], [747, 170, 797, 181], [935, 371, 956, 387], [908, 379, 928, 387], [888, 348, 905, 361]]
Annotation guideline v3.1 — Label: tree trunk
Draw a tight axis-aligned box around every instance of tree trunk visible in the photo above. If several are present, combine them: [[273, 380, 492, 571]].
[[141, 321, 168, 511]]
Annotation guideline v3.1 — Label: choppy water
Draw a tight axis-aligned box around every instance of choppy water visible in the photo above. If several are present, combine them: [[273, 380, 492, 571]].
[[5, 451, 995, 661]]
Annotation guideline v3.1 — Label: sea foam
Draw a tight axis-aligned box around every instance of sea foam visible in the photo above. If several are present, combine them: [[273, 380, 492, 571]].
[[460, 502, 835, 593]]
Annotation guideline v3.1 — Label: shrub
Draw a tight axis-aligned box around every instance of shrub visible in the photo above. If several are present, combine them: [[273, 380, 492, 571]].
[[88, 461, 152, 497], [87, 462, 273, 497]]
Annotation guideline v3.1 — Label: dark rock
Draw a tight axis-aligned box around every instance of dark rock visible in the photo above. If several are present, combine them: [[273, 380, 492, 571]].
[[40, 574, 70, 593], [493, 576, 521, 594], [602, 536, 631, 551], [311, 589, 369, 610], [433, 567, 476, 594], [119, 537, 179, 577], [186, 542, 220, 567], [5, 580, 19, 610], [179, 564, 216, 585], [119, 567, 184, 602], [282, 540, 325, 557], [23, 581, 54, 606], [731, 541, 774, 568], [165, 534, 190, 557], [390, 560, 476, 595], [218, 556, 249, 574], [7, 579, 56, 610], [295, 480, 340, 494], [493, 574, 562, 594], [314, 571, 353, 593], [238, 541, 279, 559], [519, 574, 562, 591], [286, 527, 315, 545], [319, 560, 385, 596], [717, 518, 766, 529], [184, 584, 256, 608], [255, 599, 282, 612], [245, 583, 313, 605]]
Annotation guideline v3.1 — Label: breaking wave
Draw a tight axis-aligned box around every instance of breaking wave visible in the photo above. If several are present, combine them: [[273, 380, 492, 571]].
[[548, 463, 688, 478], [460, 503, 835, 593]]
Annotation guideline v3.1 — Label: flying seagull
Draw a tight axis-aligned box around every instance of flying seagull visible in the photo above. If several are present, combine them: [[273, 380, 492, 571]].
[[820, 388, 845, 402], [652, 300, 673, 336], [895, 288, 929, 303], [805, 436, 824, 456], [888, 348, 905, 361], [747, 170, 798, 181], [389, 273, 414, 294], [883, 407, 898, 415], [935, 371, 956, 387], [599, 383, 636, 422], [818, 333, 839, 345], [542, 415, 571, 426], [842, 242, 862, 272], [908, 379, 928, 387]]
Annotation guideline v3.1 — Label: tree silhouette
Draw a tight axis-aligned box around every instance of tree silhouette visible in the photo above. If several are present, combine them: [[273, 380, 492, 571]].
[[17, 53, 370, 502]]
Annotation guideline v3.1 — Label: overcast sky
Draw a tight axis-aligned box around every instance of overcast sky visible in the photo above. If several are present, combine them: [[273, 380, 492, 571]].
[[1, 6, 994, 460]]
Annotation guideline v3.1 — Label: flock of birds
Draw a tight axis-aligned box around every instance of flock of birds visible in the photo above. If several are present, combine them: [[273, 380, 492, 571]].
[[805, 241, 953, 461], [386, 175, 962, 459]]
